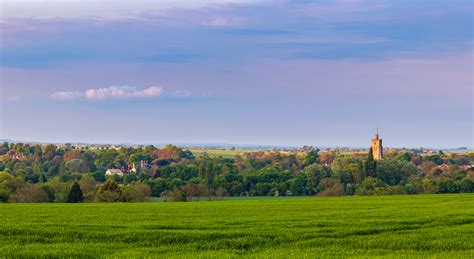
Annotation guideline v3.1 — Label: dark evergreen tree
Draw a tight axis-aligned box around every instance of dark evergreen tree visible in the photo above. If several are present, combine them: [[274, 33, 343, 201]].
[[67, 181, 84, 203], [364, 148, 376, 178]]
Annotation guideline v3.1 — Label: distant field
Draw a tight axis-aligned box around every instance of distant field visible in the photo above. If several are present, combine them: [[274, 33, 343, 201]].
[[1, 194, 473, 257], [189, 149, 296, 158], [189, 149, 249, 158]]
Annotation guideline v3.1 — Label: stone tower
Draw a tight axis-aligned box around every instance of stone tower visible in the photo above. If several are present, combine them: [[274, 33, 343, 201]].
[[371, 128, 383, 160]]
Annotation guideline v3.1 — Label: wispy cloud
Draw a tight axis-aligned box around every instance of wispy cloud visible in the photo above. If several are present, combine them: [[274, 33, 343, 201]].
[[205, 16, 244, 27], [0, 0, 267, 21], [51, 85, 162, 101], [49, 85, 211, 102], [50, 91, 83, 101]]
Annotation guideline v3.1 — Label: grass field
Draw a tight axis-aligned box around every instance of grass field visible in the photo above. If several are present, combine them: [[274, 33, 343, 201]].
[[189, 149, 249, 158], [1, 194, 473, 258]]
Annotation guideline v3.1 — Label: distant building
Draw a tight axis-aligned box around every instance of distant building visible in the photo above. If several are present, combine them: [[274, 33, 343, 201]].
[[140, 160, 151, 168], [129, 163, 137, 173], [458, 165, 474, 171], [371, 128, 383, 160], [106, 169, 124, 176]]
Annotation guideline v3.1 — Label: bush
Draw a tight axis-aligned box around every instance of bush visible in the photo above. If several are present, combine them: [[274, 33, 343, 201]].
[[361, 177, 384, 191], [79, 175, 98, 202], [42, 185, 56, 202], [0, 188, 10, 202], [12, 184, 49, 202], [460, 178, 474, 193], [214, 187, 227, 200], [122, 182, 151, 202], [317, 178, 344, 197], [373, 186, 405, 195], [96, 180, 122, 202], [438, 179, 460, 194], [354, 187, 368, 196], [404, 183, 420, 194], [161, 188, 187, 202], [181, 183, 209, 201], [422, 178, 439, 194]]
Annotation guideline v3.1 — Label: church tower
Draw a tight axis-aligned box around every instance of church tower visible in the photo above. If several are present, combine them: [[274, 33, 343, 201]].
[[371, 128, 383, 160]]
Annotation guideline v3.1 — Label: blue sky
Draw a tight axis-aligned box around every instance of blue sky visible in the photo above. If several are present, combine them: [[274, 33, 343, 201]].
[[0, 0, 472, 148]]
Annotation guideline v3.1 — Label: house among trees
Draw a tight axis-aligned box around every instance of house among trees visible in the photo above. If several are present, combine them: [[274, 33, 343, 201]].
[[105, 169, 124, 176], [129, 163, 137, 173], [140, 160, 151, 168]]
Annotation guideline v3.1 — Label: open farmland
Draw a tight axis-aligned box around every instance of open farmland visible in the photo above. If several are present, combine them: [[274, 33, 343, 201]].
[[188, 149, 251, 158], [1, 194, 473, 257]]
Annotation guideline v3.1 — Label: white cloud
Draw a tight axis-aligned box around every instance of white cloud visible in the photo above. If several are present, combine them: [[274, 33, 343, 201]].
[[84, 86, 162, 100], [51, 85, 163, 101]]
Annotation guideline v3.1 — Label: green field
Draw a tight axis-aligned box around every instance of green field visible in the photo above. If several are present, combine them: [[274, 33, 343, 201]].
[[1, 194, 473, 258], [189, 149, 249, 158]]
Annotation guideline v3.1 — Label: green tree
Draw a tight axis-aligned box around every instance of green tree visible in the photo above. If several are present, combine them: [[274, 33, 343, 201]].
[[331, 156, 362, 184], [361, 177, 384, 192], [122, 182, 151, 202], [96, 180, 122, 202], [376, 158, 419, 185], [12, 185, 50, 203], [364, 148, 376, 178], [303, 150, 320, 167], [64, 159, 89, 174], [67, 182, 84, 203], [460, 178, 474, 193], [317, 178, 344, 196], [199, 155, 217, 200]]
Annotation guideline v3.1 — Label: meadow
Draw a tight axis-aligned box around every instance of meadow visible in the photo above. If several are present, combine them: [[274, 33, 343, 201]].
[[188, 149, 249, 158], [1, 194, 473, 258]]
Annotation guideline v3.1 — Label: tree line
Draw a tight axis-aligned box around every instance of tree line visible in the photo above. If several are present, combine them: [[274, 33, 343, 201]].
[[0, 142, 473, 202]]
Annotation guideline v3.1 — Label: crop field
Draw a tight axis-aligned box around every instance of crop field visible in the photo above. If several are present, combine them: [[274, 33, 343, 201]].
[[189, 149, 250, 158], [189, 149, 296, 158], [1, 194, 473, 258]]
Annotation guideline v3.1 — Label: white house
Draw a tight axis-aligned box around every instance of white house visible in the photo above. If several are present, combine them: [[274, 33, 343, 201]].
[[106, 169, 124, 176]]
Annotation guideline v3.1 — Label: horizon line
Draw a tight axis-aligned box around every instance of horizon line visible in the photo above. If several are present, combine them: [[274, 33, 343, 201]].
[[0, 138, 471, 151]]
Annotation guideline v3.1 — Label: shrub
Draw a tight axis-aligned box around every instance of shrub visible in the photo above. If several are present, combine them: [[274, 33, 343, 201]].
[[95, 180, 122, 202], [161, 188, 186, 202], [373, 186, 405, 195], [79, 175, 98, 202], [214, 187, 227, 200], [317, 178, 344, 197], [122, 182, 151, 202], [460, 178, 474, 193], [0, 188, 10, 202], [422, 178, 439, 194], [12, 184, 49, 202], [46, 177, 71, 202], [42, 185, 56, 202], [0, 172, 24, 194], [438, 179, 460, 194], [181, 183, 209, 201], [354, 187, 368, 196]]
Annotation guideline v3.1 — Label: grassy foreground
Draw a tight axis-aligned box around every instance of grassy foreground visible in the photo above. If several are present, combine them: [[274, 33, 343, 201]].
[[1, 194, 473, 258]]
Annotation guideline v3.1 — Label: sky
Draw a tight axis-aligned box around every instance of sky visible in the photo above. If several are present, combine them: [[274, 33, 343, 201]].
[[0, 0, 473, 148]]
